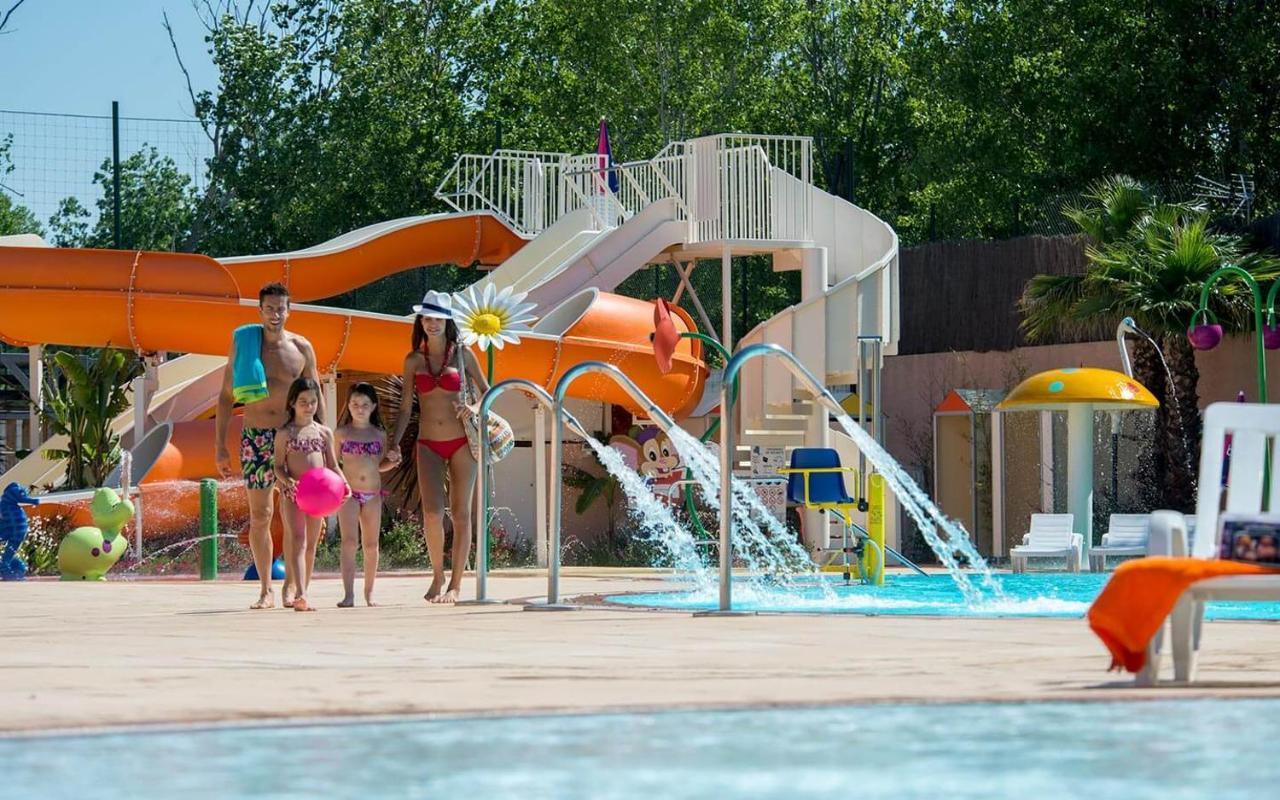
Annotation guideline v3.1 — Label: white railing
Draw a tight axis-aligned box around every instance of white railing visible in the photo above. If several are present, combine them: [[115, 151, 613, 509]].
[[435, 150, 568, 236], [436, 134, 811, 245], [686, 134, 812, 244], [560, 153, 691, 230]]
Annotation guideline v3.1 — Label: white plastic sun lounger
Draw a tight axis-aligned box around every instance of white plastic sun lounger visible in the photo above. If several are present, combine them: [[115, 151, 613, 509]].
[[1010, 514, 1082, 572], [1140, 402, 1280, 686], [1088, 513, 1151, 571]]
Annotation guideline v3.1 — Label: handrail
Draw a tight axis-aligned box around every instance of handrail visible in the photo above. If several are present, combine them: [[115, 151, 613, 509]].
[[538, 361, 681, 608], [476, 379, 588, 603], [717, 343, 844, 612], [845, 518, 928, 577]]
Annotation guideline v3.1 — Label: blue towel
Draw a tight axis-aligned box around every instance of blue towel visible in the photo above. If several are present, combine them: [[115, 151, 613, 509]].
[[232, 324, 269, 404]]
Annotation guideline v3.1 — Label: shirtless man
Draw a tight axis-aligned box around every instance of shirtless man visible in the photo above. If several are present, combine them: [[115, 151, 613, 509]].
[[216, 283, 324, 609]]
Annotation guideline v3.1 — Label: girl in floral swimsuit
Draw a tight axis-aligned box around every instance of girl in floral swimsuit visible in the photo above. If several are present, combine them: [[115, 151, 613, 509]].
[[391, 290, 489, 604], [335, 382, 399, 608], [273, 377, 348, 612]]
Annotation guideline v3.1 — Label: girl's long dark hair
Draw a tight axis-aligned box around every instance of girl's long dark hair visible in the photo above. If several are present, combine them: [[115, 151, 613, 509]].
[[285, 377, 321, 426], [411, 314, 459, 354], [341, 381, 384, 430]]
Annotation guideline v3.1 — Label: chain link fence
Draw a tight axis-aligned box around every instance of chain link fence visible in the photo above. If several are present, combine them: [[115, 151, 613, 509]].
[[0, 106, 212, 234]]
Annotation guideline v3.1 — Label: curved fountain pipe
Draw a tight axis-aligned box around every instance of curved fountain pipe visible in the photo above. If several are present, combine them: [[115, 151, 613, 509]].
[[531, 361, 680, 610], [717, 344, 845, 613], [1116, 316, 1139, 379], [473, 379, 589, 604]]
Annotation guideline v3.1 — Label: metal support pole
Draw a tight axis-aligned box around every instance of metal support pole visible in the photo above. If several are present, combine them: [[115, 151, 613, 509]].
[[534, 404, 548, 568], [470, 380, 587, 606], [721, 244, 732, 349], [27, 345, 42, 451], [715, 344, 845, 613], [532, 363, 678, 611], [112, 101, 121, 250]]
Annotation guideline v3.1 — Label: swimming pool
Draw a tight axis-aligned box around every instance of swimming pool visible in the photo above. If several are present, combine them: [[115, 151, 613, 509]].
[[605, 572, 1280, 618], [4, 699, 1277, 799]]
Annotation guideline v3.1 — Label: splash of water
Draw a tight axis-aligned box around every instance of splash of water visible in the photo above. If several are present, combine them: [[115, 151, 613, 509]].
[[119, 533, 240, 577], [666, 427, 834, 599], [580, 436, 712, 592], [830, 414, 1001, 604], [1134, 331, 1198, 487]]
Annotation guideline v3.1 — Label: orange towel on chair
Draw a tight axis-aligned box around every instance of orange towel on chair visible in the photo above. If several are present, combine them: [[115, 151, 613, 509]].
[[1088, 557, 1278, 672]]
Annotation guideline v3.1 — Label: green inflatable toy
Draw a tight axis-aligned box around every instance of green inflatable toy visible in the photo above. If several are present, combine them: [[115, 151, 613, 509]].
[[57, 488, 134, 581]]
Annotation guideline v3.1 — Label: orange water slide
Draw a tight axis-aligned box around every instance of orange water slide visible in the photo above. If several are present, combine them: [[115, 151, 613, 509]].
[[2, 242, 706, 541], [216, 212, 528, 301], [0, 245, 706, 416]]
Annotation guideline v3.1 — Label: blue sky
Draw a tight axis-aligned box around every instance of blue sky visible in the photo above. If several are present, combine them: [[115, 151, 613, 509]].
[[0, 0, 218, 118], [0, 1, 220, 225]]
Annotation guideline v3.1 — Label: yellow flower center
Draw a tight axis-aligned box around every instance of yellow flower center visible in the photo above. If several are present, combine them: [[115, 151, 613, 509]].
[[473, 312, 503, 336]]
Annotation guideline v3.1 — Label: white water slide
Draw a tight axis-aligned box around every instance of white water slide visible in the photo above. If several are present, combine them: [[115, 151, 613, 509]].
[[436, 135, 899, 549], [437, 135, 899, 420]]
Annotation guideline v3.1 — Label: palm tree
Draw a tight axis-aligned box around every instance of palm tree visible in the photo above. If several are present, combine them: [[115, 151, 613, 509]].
[[1022, 176, 1280, 511]]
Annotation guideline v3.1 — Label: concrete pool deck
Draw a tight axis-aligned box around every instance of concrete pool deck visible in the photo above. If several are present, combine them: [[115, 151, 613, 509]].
[[2, 569, 1279, 734]]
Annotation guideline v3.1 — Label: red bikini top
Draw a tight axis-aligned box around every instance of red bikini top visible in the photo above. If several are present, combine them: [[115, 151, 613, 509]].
[[415, 344, 462, 394]]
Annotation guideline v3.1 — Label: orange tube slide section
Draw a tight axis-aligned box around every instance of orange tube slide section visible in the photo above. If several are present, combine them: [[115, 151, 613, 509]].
[[0, 246, 705, 415], [218, 213, 528, 302]]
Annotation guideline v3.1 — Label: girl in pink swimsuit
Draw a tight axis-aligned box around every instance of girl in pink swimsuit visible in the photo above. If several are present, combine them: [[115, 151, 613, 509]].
[[273, 377, 348, 612], [335, 382, 399, 608], [391, 290, 490, 604]]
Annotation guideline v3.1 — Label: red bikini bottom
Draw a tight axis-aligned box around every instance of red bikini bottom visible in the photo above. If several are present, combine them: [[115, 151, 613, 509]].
[[418, 436, 469, 460]]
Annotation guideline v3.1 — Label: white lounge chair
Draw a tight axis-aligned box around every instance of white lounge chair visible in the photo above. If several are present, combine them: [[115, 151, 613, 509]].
[[1088, 513, 1151, 571], [1010, 514, 1082, 572], [1140, 402, 1280, 686]]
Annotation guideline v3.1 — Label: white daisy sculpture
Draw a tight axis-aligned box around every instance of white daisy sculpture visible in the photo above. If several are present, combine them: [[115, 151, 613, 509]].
[[452, 283, 538, 379]]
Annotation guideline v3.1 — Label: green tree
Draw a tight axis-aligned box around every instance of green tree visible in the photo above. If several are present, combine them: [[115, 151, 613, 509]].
[[0, 134, 43, 237], [47, 147, 197, 251], [40, 349, 143, 490], [45, 197, 90, 247], [1021, 176, 1280, 510]]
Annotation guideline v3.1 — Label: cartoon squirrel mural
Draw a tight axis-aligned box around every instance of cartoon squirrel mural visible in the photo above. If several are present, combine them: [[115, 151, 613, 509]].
[[608, 426, 685, 507]]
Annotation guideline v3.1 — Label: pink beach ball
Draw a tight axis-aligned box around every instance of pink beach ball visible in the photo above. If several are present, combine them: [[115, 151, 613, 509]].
[[296, 468, 347, 517]]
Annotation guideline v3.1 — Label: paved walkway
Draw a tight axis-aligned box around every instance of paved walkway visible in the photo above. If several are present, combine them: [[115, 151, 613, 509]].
[[2, 571, 1278, 734]]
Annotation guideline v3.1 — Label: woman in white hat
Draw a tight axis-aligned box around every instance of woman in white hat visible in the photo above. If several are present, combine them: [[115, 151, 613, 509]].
[[391, 290, 489, 603]]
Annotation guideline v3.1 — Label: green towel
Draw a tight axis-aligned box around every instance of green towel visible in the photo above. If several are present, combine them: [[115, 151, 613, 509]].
[[232, 324, 269, 404]]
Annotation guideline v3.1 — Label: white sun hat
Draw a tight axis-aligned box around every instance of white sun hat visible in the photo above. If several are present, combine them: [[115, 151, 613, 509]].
[[412, 290, 454, 319]]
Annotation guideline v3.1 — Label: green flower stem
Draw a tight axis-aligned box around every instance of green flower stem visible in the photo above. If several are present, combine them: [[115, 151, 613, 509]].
[[1196, 265, 1271, 500], [1195, 265, 1267, 404]]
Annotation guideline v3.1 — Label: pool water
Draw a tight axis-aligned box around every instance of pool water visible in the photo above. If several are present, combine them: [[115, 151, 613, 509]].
[[4, 699, 1278, 799], [605, 572, 1280, 618]]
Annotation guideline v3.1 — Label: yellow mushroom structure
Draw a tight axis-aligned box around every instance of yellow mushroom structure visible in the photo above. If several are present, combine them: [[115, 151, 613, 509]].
[[997, 368, 1158, 569]]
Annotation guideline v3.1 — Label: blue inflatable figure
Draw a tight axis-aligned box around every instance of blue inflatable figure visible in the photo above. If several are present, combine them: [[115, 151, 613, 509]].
[[1, 482, 40, 581]]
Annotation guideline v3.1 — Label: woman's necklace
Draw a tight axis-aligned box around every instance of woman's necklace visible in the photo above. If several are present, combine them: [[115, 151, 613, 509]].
[[424, 341, 455, 378]]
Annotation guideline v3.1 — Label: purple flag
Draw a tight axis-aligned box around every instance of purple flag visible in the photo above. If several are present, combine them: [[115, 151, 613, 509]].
[[596, 118, 619, 194]]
